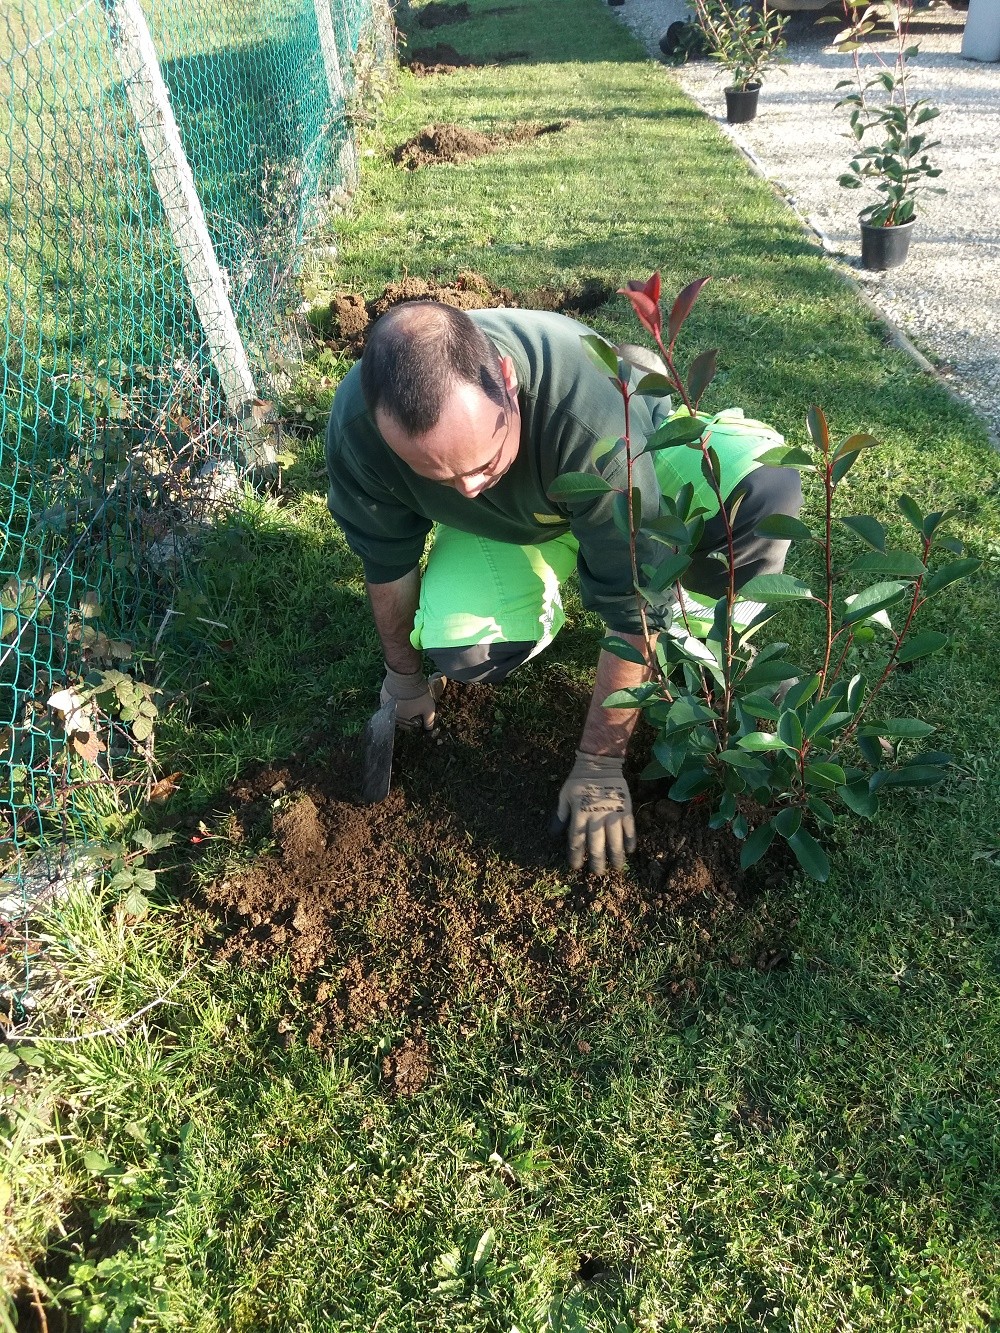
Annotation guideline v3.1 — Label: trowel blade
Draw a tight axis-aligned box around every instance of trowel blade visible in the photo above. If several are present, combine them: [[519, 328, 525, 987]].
[[360, 697, 397, 805]]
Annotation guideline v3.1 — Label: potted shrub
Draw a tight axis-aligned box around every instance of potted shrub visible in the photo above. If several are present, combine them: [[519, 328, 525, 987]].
[[690, 0, 789, 123], [833, 0, 945, 270]]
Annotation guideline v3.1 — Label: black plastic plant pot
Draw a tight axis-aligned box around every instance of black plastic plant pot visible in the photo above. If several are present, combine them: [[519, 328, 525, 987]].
[[860, 216, 916, 271], [724, 83, 761, 124]]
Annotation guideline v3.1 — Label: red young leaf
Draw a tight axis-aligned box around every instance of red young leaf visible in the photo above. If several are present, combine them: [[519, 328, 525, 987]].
[[667, 277, 711, 349], [641, 271, 662, 304], [619, 287, 661, 339]]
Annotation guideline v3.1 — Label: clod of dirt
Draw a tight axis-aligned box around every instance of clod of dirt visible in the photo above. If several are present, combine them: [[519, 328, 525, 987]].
[[393, 120, 569, 170], [272, 795, 326, 869], [328, 293, 368, 343], [406, 42, 476, 73], [381, 1037, 433, 1096], [324, 272, 613, 354], [405, 44, 531, 75], [416, 1, 470, 27], [192, 681, 776, 1050]]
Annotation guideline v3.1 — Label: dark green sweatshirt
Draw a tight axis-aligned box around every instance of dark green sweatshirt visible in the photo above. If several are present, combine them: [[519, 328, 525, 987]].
[[325, 308, 678, 635]]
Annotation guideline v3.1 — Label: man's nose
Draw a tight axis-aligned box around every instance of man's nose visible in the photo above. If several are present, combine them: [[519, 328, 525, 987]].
[[455, 475, 484, 499]]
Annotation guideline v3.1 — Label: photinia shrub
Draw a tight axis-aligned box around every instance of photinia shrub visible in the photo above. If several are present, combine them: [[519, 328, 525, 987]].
[[548, 273, 980, 880]]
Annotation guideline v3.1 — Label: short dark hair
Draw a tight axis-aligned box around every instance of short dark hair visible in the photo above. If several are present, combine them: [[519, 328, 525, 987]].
[[360, 301, 508, 435]]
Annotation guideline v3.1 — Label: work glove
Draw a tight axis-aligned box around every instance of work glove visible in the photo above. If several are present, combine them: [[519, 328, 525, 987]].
[[555, 750, 636, 875], [380, 665, 445, 731]]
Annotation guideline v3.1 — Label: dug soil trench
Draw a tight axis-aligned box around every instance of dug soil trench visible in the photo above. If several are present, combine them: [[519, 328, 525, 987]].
[[393, 120, 569, 169], [193, 681, 792, 1068], [325, 271, 613, 355], [405, 44, 531, 75]]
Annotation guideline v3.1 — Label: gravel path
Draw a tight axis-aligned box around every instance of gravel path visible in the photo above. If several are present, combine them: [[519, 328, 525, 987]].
[[610, 0, 1000, 442]]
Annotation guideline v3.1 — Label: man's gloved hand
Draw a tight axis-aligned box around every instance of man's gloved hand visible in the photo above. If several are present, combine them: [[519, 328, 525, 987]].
[[555, 750, 636, 875], [380, 665, 445, 731]]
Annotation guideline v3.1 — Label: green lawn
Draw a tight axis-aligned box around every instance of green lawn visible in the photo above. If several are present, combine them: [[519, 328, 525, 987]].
[[4, 0, 1000, 1329]]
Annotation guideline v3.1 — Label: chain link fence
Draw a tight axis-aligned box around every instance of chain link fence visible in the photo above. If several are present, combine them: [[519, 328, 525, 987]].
[[1, 0, 389, 1004]]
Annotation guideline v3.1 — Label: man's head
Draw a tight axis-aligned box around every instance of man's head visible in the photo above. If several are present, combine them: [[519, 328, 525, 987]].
[[361, 301, 521, 499]]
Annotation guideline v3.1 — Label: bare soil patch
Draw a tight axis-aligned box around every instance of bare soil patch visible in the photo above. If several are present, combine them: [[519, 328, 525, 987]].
[[416, 1, 471, 27], [406, 44, 531, 75], [189, 682, 789, 1062], [325, 271, 614, 355], [393, 120, 569, 170]]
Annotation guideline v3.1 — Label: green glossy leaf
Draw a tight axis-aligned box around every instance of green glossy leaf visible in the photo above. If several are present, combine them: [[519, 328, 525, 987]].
[[741, 659, 801, 689], [774, 806, 802, 839], [839, 514, 886, 551], [738, 692, 781, 721], [788, 828, 830, 881], [838, 780, 877, 818], [849, 550, 926, 578], [807, 795, 837, 826], [701, 446, 721, 488], [669, 767, 715, 801], [841, 582, 907, 626], [738, 574, 815, 603], [600, 635, 648, 666], [922, 558, 981, 597], [756, 446, 814, 469], [718, 750, 770, 771], [783, 675, 820, 711], [740, 821, 776, 870], [612, 490, 631, 538], [897, 493, 924, 532], [645, 553, 692, 593], [581, 332, 620, 378], [547, 472, 614, 502], [633, 371, 674, 397], [895, 630, 948, 664], [668, 696, 718, 727], [738, 731, 792, 752], [869, 765, 948, 791], [777, 710, 803, 751], [805, 761, 847, 789], [833, 431, 879, 462], [642, 415, 705, 453], [858, 717, 935, 739], [803, 695, 840, 737], [857, 732, 884, 768], [603, 684, 661, 709], [921, 507, 956, 538], [755, 514, 814, 542]]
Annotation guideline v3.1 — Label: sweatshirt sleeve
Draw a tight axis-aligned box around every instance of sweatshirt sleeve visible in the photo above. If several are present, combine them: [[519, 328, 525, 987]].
[[568, 443, 675, 635], [325, 392, 432, 584]]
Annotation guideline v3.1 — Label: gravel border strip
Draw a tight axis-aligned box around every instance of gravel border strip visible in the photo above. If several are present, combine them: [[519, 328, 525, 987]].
[[608, 0, 1000, 447]]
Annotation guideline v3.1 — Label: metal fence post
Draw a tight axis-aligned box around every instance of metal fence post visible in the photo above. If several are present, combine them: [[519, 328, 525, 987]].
[[313, 0, 360, 192], [98, 0, 259, 413]]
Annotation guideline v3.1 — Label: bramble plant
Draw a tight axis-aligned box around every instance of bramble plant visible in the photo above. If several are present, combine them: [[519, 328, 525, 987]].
[[832, 0, 944, 227], [548, 272, 979, 881], [691, 0, 788, 92]]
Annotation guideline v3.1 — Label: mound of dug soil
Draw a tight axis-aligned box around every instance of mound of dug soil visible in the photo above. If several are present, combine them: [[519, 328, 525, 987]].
[[192, 682, 782, 1057], [325, 271, 614, 354], [393, 120, 569, 169], [406, 44, 531, 75]]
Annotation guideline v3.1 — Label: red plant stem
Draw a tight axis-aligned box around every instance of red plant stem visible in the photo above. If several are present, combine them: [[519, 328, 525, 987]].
[[620, 379, 672, 701], [818, 451, 835, 697], [840, 534, 932, 746], [657, 337, 738, 724]]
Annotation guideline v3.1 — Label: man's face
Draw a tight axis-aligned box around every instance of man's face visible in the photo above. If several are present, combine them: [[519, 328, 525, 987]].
[[375, 355, 521, 500]]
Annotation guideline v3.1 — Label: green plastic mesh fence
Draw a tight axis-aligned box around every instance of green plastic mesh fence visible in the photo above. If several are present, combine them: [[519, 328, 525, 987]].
[[0, 0, 386, 1005]]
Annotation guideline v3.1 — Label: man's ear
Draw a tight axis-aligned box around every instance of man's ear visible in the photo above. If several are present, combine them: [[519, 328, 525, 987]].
[[498, 355, 519, 396]]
